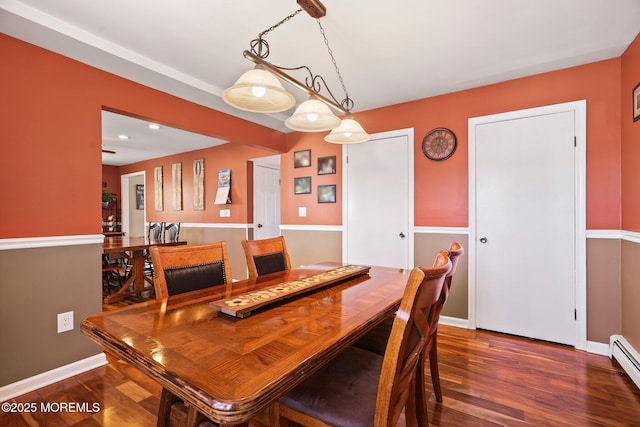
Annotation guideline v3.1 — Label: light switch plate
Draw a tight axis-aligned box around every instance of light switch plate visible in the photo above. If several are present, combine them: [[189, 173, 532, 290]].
[[298, 207, 307, 217]]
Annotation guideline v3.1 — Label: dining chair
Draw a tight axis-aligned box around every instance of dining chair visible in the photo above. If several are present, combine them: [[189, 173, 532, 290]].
[[353, 242, 465, 406], [101, 254, 124, 294], [149, 242, 233, 300], [428, 241, 464, 403], [274, 251, 451, 427], [147, 222, 164, 240], [241, 236, 291, 279], [163, 222, 181, 242], [144, 222, 165, 277]]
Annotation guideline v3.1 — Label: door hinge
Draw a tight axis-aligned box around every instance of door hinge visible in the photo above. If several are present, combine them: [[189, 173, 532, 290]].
[[574, 136, 577, 147], [574, 309, 577, 320]]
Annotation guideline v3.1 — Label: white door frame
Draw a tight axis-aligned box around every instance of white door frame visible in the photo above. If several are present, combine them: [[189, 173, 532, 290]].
[[468, 100, 587, 350], [342, 127, 415, 269], [252, 155, 281, 239], [120, 171, 146, 236]]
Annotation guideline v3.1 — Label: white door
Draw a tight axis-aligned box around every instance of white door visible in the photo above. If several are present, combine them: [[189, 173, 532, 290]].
[[253, 161, 281, 239], [472, 106, 580, 346], [343, 128, 414, 269]]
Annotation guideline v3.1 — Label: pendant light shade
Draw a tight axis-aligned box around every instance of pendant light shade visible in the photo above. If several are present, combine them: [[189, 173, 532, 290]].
[[222, 66, 295, 113], [285, 98, 341, 132], [324, 118, 371, 144]]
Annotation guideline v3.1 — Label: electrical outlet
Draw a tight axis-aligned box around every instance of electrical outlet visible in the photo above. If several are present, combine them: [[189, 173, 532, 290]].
[[57, 311, 74, 333]]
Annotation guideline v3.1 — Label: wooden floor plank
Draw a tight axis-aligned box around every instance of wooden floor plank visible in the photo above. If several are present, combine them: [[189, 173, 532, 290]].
[[2, 324, 639, 426]]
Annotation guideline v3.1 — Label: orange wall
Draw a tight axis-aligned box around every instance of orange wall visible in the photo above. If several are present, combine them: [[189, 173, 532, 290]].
[[621, 33, 640, 232], [0, 34, 285, 239], [1, 33, 626, 236], [119, 143, 275, 224], [281, 59, 622, 229]]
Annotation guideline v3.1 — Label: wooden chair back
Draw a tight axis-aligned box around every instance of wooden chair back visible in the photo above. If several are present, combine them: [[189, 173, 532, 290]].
[[376, 251, 451, 425], [241, 236, 291, 279], [276, 253, 450, 426], [149, 242, 232, 299]]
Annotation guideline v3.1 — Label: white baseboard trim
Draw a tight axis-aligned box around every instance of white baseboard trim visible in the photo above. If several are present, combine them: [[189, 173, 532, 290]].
[[586, 340, 610, 356], [0, 353, 107, 403], [439, 316, 468, 329]]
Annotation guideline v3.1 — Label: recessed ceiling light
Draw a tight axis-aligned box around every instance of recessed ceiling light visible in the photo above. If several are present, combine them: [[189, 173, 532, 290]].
[[118, 134, 129, 140], [149, 123, 161, 130]]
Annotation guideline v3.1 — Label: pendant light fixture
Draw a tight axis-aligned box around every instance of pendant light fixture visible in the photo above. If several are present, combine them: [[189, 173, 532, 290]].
[[222, 0, 370, 143], [285, 96, 341, 132]]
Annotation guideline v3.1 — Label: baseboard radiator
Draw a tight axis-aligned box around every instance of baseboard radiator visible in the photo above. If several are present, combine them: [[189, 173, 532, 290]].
[[610, 335, 640, 390]]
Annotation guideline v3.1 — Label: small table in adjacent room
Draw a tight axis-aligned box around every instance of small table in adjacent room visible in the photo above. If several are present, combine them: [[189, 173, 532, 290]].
[[102, 236, 186, 303]]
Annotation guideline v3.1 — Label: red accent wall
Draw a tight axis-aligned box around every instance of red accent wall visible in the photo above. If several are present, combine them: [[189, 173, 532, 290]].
[[621, 33, 640, 232], [281, 59, 622, 229], [0, 34, 284, 239]]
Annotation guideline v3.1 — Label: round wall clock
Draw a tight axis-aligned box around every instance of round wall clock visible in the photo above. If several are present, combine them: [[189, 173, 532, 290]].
[[422, 127, 457, 161]]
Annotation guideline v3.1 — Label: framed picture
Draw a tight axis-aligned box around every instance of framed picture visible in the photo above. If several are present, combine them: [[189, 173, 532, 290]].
[[294, 176, 312, 194], [634, 82, 640, 122], [154, 166, 163, 211], [318, 184, 336, 203], [135, 184, 144, 210], [294, 149, 311, 168], [317, 155, 336, 175]]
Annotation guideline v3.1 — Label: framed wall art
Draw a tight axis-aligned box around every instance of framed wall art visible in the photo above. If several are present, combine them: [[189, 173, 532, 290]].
[[154, 166, 163, 211], [294, 176, 311, 194], [317, 155, 336, 175], [193, 158, 204, 210], [318, 184, 336, 203], [294, 149, 311, 168], [633, 82, 640, 122], [172, 162, 182, 211], [135, 184, 144, 210]]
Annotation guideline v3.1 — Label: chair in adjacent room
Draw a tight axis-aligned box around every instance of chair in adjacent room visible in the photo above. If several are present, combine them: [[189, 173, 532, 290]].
[[144, 222, 165, 277], [274, 251, 451, 427], [163, 222, 181, 242], [149, 241, 233, 300], [147, 221, 164, 240], [241, 236, 291, 279], [101, 254, 124, 295]]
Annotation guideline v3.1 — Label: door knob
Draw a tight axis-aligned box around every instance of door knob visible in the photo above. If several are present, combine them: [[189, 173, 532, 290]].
[[479, 237, 488, 243], [257, 224, 263, 228], [399, 232, 406, 238]]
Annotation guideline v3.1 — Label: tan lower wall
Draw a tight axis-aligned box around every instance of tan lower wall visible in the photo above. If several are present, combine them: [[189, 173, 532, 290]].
[[586, 239, 622, 343], [0, 243, 103, 387], [179, 226, 249, 280], [621, 240, 640, 350], [415, 233, 469, 320], [281, 229, 342, 268]]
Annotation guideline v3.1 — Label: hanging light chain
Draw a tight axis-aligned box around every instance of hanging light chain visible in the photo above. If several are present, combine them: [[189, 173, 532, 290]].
[[252, 9, 304, 58], [317, 20, 353, 112]]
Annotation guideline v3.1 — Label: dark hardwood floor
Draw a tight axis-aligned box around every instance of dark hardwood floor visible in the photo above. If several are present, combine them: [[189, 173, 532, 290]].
[[2, 313, 639, 426]]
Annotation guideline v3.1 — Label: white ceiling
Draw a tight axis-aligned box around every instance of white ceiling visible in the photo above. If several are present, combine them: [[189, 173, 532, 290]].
[[100, 111, 228, 166], [3, 0, 640, 165]]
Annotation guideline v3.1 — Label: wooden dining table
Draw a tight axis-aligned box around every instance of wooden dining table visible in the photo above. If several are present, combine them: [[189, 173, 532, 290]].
[[102, 236, 186, 303], [82, 263, 410, 426]]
